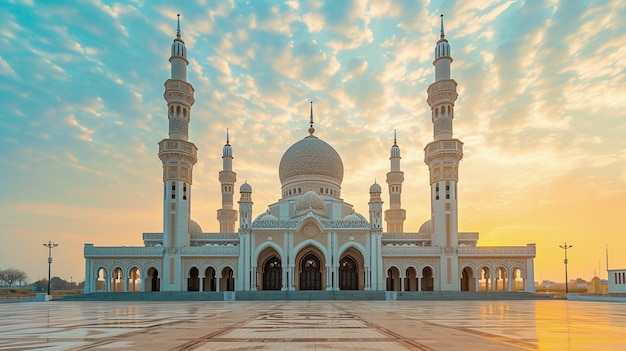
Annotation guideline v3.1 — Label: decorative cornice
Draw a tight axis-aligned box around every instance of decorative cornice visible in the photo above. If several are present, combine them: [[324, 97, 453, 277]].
[[85, 246, 164, 257], [382, 246, 442, 256], [457, 245, 536, 257]]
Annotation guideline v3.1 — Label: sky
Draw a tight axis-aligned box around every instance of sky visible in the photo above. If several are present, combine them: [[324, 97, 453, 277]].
[[1, 0, 625, 285]]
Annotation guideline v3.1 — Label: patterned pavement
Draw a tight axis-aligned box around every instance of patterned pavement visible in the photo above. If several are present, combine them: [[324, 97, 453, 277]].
[[0, 300, 625, 350]]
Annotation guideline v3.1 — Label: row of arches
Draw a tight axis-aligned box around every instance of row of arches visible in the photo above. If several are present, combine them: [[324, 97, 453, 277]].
[[94, 267, 160, 293], [384, 265, 526, 292], [92, 266, 236, 293], [256, 245, 363, 291]]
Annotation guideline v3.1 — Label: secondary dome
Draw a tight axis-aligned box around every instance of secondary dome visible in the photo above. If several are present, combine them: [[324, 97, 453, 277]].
[[189, 219, 203, 235], [279, 135, 344, 189], [295, 191, 327, 217]]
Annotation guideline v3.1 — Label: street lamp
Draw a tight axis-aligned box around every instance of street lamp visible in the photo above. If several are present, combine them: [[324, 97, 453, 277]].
[[559, 242, 573, 295], [43, 241, 59, 296]]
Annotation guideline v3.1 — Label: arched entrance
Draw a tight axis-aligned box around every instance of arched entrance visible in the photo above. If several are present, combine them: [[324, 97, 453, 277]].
[[112, 267, 123, 292], [513, 267, 524, 291], [479, 267, 491, 292], [495, 267, 508, 291], [405, 267, 418, 291], [146, 267, 160, 292], [128, 267, 141, 292], [204, 267, 216, 291], [300, 253, 322, 290], [96, 267, 107, 292], [188, 267, 200, 291], [461, 267, 475, 292], [221, 267, 234, 291], [263, 256, 282, 291], [339, 256, 358, 290], [421, 267, 434, 291], [387, 267, 400, 291], [257, 246, 283, 291]]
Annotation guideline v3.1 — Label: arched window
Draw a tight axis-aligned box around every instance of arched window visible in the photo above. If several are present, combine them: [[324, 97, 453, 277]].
[[445, 182, 450, 199], [435, 183, 440, 200], [183, 183, 187, 200], [176, 106, 181, 115], [171, 182, 176, 199]]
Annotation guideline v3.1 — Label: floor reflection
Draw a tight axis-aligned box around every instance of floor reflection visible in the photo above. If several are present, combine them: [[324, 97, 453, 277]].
[[0, 300, 624, 350]]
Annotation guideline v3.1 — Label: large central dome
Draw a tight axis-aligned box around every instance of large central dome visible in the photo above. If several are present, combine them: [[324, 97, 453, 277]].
[[279, 135, 344, 197]]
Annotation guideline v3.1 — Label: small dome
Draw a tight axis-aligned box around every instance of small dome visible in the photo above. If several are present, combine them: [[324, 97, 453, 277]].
[[418, 219, 432, 234], [240, 182, 252, 192], [260, 213, 278, 221], [369, 182, 381, 193], [343, 214, 360, 221], [189, 219, 203, 235], [295, 191, 327, 217]]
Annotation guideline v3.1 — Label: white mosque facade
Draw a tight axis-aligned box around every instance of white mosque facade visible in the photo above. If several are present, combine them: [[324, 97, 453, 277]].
[[83, 17, 536, 294]]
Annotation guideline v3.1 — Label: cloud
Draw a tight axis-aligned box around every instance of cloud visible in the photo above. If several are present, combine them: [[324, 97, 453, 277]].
[[0, 56, 16, 76], [66, 115, 94, 142]]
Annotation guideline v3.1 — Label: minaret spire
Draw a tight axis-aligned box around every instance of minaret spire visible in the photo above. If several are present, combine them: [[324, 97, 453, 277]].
[[308, 101, 315, 135], [177, 14, 181, 38], [440, 14, 445, 39], [393, 129, 397, 145], [226, 128, 230, 145]]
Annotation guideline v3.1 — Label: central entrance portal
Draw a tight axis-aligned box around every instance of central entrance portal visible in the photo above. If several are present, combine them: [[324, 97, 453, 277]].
[[300, 253, 322, 290], [339, 256, 358, 290]]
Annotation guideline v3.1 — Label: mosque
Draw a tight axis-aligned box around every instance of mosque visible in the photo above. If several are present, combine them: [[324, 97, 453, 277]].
[[83, 16, 536, 295]]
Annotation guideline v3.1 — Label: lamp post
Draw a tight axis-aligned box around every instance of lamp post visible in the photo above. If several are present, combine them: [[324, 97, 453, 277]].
[[559, 242, 573, 295], [43, 241, 59, 296]]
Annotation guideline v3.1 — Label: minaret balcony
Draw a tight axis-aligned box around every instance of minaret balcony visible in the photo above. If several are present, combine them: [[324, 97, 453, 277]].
[[427, 79, 458, 106], [164, 79, 195, 106], [385, 172, 404, 184], [219, 171, 237, 184], [158, 139, 198, 161], [424, 139, 463, 166]]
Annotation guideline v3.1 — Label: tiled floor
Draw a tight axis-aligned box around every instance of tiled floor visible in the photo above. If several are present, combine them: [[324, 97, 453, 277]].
[[0, 300, 625, 350]]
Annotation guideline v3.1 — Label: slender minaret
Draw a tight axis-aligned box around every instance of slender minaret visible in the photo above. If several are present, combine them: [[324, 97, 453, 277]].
[[384, 130, 406, 233], [237, 181, 253, 291], [158, 15, 197, 291], [368, 181, 384, 290], [218, 129, 238, 232], [424, 15, 463, 291], [238, 181, 253, 230]]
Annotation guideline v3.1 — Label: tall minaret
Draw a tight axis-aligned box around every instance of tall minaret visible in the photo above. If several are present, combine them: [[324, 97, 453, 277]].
[[384, 130, 406, 233], [217, 129, 238, 232], [424, 15, 464, 291], [158, 15, 197, 291]]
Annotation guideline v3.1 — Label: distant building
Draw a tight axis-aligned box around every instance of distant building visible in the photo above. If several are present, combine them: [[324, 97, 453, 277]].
[[82, 16, 536, 294], [608, 269, 626, 296], [586, 277, 608, 295]]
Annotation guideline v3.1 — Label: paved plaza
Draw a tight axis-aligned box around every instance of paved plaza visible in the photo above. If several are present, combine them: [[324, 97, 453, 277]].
[[0, 300, 625, 350]]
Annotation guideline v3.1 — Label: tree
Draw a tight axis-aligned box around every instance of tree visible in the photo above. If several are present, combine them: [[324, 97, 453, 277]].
[[0, 268, 28, 287]]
